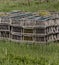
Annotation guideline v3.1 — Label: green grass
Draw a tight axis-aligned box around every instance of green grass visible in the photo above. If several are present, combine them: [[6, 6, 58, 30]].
[[0, 40, 59, 65], [0, 0, 59, 12]]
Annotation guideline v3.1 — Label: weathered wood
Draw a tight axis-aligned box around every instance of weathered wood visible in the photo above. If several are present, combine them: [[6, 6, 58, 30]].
[[0, 11, 59, 43]]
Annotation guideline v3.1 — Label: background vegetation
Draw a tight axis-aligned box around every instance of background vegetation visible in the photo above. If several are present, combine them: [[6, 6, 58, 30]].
[[0, 40, 58, 65], [0, 0, 59, 12]]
